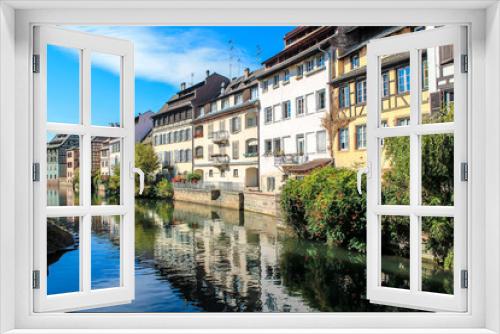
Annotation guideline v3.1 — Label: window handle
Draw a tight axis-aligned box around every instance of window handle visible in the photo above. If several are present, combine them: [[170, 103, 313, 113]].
[[357, 165, 370, 195], [132, 166, 145, 195]]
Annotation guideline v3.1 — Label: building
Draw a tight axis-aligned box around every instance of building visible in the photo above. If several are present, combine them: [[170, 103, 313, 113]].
[[47, 134, 79, 181], [330, 26, 454, 168], [66, 147, 79, 182], [109, 138, 121, 175], [135, 110, 155, 143], [257, 26, 336, 193], [99, 141, 111, 177], [192, 68, 260, 190], [151, 71, 229, 177]]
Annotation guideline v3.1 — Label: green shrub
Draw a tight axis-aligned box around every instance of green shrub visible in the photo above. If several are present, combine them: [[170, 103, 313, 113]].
[[186, 172, 202, 183], [281, 166, 367, 252], [155, 179, 174, 199]]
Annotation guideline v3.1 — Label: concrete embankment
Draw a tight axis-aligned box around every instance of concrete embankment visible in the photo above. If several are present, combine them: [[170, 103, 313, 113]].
[[173, 187, 282, 218]]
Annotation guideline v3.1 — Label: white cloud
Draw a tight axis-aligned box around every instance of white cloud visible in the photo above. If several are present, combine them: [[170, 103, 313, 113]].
[[73, 26, 260, 87]]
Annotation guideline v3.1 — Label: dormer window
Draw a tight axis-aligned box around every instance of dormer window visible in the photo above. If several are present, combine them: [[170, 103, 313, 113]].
[[221, 97, 230, 109], [234, 93, 243, 105], [210, 102, 217, 113], [351, 53, 360, 69]]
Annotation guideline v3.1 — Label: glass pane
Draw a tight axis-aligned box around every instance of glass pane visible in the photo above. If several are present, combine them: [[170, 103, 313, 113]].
[[91, 53, 121, 127], [380, 136, 410, 205], [420, 45, 454, 124], [91, 137, 121, 205], [421, 134, 454, 206], [47, 217, 80, 295], [91, 215, 121, 289], [421, 217, 454, 294], [381, 215, 410, 289], [46, 132, 80, 206], [47, 44, 81, 124], [379, 52, 410, 127]]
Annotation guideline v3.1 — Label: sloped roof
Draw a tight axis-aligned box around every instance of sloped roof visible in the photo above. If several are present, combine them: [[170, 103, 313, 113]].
[[284, 158, 332, 175]]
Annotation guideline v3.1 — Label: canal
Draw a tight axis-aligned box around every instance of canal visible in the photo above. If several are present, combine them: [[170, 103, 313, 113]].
[[47, 193, 450, 312]]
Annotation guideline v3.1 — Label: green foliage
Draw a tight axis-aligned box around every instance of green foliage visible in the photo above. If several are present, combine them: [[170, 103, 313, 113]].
[[108, 164, 121, 196], [280, 166, 367, 252], [383, 106, 455, 264], [135, 143, 160, 181], [186, 172, 202, 183], [155, 179, 174, 199], [72, 168, 80, 191]]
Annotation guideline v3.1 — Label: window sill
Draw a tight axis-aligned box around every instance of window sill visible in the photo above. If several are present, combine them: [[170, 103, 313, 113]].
[[283, 80, 290, 85]]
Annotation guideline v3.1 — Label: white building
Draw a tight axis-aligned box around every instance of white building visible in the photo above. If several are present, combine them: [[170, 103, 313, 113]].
[[257, 27, 335, 193]]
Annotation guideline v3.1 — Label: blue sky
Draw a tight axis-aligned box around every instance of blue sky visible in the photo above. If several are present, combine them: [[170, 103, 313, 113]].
[[48, 26, 294, 125]]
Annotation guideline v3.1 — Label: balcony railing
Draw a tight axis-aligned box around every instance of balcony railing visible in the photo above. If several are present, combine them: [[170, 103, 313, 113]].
[[212, 130, 229, 144], [211, 154, 230, 166], [274, 153, 308, 166]]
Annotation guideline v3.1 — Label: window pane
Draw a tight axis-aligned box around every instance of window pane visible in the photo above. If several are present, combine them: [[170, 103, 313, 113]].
[[47, 45, 81, 124], [91, 215, 121, 289], [379, 52, 410, 127], [91, 53, 121, 127], [381, 136, 410, 205], [421, 217, 454, 294], [420, 45, 454, 125], [47, 217, 80, 295], [381, 215, 410, 289], [421, 134, 454, 206], [91, 137, 121, 205], [46, 132, 80, 206]]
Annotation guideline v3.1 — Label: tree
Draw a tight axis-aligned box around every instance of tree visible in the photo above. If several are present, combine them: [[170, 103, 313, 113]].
[[135, 143, 160, 182], [108, 163, 121, 196]]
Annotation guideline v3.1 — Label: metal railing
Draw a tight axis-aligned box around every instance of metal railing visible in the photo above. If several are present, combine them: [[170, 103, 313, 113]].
[[274, 154, 308, 166], [173, 181, 244, 192], [212, 130, 229, 143], [212, 154, 230, 165]]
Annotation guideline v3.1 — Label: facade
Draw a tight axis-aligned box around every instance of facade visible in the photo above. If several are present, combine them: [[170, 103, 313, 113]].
[[109, 138, 121, 176], [66, 147, 79, 182], [99, 143, 111, 177], [193, 68, 260, 190], [151, 72, 229, 177], [330, 26, 454, 168], [135, 110, 155, 143], [46, 134, 79, 181], [257, 27, 335, 193]]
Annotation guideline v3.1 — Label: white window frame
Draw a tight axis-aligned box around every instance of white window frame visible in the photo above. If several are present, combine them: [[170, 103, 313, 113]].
[[32, 26, 136, 313], [1, 3, 497, 334], [366, 25, 467, 313]]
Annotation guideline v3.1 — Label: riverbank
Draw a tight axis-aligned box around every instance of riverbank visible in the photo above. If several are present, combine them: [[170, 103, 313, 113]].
[[172, 185, 282, 217]]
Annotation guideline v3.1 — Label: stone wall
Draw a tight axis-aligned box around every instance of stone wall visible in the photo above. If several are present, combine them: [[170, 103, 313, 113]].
[[173, 188, 281, 217], [243, 191, 282, 218], [173, 187, 243, 210]]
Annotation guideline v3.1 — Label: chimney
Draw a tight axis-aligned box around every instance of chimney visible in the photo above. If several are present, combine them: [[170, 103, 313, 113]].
[[180, 82, 186, 90], [244, 68, 250, 78], [221, 81, 226, 95], [206, 70, 210, 77]]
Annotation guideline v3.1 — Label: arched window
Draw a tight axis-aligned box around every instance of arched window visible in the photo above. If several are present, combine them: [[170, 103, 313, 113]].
[[195, 146, 204, 159]]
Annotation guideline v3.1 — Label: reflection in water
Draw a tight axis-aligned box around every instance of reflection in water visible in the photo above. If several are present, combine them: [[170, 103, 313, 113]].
[[49, 188, 451, 312]]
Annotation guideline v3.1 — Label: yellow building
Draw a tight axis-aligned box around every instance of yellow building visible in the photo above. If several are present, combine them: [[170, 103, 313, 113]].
[[192, 68, 260, 190], [330, 26, 455, 169]]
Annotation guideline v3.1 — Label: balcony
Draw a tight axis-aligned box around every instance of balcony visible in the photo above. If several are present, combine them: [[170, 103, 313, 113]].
[[211, 154, 230, 167], [274, 154, 308, 166], [212, 130, 229, 144]]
